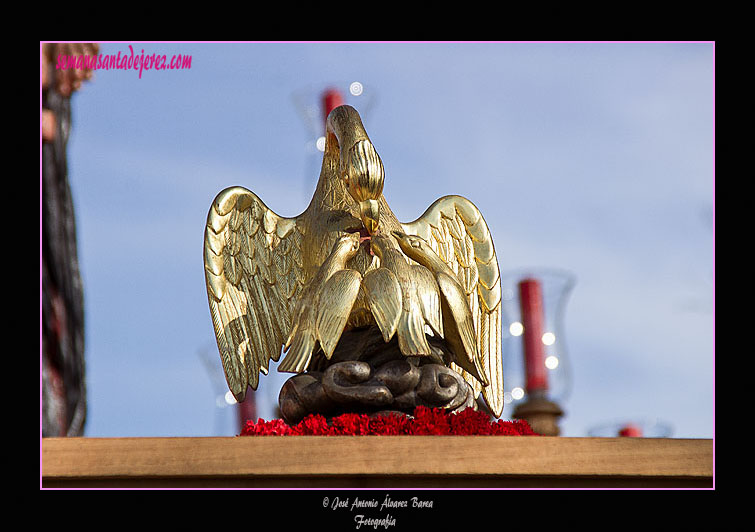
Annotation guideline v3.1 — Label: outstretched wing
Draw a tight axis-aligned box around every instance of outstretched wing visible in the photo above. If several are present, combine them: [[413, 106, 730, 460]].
[[204, 186, 305, 402], [401, 195, 504, 417]]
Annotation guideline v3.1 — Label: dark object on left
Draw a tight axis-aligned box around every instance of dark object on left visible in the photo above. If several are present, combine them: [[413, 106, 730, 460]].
[[42, 44, 88, 437]]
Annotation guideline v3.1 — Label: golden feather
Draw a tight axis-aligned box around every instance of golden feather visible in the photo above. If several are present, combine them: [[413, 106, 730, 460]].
[[204, 186, 305, 402], [401, 195, 504, 417]]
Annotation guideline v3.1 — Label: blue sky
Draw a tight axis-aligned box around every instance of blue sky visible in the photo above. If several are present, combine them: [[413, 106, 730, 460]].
[[58, 42, 714, 438]]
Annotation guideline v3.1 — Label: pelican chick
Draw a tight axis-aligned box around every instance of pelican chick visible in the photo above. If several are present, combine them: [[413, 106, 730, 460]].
[[363, 233, 443, 357], [392, 230, 489, 386], [279, 233, 362, 373]]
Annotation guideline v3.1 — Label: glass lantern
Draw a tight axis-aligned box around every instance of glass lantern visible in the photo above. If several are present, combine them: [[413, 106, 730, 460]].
[[291, 81, 378, 202], [500, 268, 577, 415], [587, 419, 673, 438], [198, 345, 242, 435]]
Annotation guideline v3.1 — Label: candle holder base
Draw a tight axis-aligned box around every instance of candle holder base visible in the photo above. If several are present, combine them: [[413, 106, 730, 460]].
[[512, 395, 564, 436]]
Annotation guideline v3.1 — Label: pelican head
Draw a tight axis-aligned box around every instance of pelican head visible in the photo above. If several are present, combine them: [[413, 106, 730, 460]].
[[326, 105, 385, 235], [392, 230, 440, 271], [342, 139, 384, 235], [392, 230, 426, 256], [366, 232, 393, 261], [333, 231, 362, 259]]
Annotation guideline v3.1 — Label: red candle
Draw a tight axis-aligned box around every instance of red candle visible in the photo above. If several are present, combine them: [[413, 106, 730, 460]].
[[519, 278, 548, 393], [618, 424, 643, 437], [237, 387, 257, 430], [322, 88, 344, 129]]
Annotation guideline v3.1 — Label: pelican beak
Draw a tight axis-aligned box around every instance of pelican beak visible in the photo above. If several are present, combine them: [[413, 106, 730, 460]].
[[391, 230, 407, 240], [359, 199, 380, 235]]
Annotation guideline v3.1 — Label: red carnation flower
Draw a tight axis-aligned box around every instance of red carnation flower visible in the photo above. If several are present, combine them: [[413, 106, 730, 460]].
[[240, 418, 292, 436], [291, 414, 330, 435], [367, 413, 410, 435], [449, 408, 493, 435], [410, 406, 451, 435], [239, 407, 540, 436], [330, 413, 372, 435]]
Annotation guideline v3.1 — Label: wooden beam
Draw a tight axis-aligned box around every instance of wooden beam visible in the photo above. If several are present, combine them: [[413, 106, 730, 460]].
[[42, 436, 713, 488]]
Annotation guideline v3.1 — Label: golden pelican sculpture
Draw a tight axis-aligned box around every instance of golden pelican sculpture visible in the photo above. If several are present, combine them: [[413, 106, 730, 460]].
[[203, 105, 504, 417]]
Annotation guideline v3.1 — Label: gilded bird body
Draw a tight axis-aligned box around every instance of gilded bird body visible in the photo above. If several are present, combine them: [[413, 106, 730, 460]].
[[363, 234, 443, 357], [279, 233, 362, 374], [204, 104, 505, 416], [393, 231, 489, 387], [204, 106, 393, 402], [297, 107, 403, 329]]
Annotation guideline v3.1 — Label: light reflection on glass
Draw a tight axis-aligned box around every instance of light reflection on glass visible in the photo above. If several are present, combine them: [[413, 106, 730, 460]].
[[349, 81, 364, 96], [501, 268, 576, 406], [542, 332, 556, 345], [509, 321, 524, 336], [224, 390, 237, 405]]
